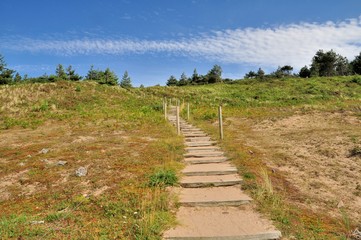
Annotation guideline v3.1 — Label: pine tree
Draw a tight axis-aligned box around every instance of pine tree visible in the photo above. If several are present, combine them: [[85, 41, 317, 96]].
[[119, 71, 132, 88], [56, 64, 67, 80]]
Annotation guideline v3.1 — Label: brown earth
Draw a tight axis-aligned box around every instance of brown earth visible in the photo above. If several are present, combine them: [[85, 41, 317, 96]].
[[228, 110, 361, 222]]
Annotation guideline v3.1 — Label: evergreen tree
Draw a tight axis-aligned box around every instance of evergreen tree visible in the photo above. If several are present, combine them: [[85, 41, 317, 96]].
[[55, 64, 67, 79], [244, 71, 257, 79], [86, 65, 99, 80], [350, 52, 361, 75], [119, 71, 132, 88], [178, 72, 188, 86], [191, 68, 200, 84], [66, 65, 82, 81], [14, 73, 22, 82], [299, 66, 311, 78], [102, 68, 118, 85], [310, 49, 350, 77], [207, 64, 222, 83], [0, 54, 15, 85], [257, 68, 265, 79], [166, 75, 178, 86]]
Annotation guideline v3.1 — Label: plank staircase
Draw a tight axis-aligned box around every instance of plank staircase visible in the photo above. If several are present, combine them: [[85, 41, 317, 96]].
[[163, 107, 282, 240]]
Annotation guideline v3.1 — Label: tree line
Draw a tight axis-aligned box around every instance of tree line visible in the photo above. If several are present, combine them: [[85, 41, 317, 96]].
[[0, 56, 133, 88], [167, 49, 361, 86], [166, 65, 224, 86]]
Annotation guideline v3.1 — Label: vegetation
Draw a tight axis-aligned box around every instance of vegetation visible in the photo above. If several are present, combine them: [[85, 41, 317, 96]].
[[119, 71, 133, 88], [146, 75, 361, 239], [0, 81, 184, 239]]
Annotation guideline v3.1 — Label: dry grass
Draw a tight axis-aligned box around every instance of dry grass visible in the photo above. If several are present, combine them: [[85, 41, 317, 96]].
[[153, 76, 361, 239], [0, 81, 184, 239]]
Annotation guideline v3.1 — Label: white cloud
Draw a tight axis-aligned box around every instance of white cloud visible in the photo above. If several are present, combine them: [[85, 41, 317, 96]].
[[2, 17, 361, 69]]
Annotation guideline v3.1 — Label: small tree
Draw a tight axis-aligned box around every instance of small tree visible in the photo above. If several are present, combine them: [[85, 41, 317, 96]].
[[257, 68, 265, 79], [102, 68, 118, 85], [119, 71, 132, 88], [191, 68, 200, 85], [351, 52, 361, 74], [56, 64, 67, 80], [66, 65, 82, 81], [177, 72, 188, 86], [299, 66, 311, 78], [0, 54, 15, 85], [14, 73, 22, 83], [207, 64, 222, 83], [86, 65, 99, 80], [310, 49, 349, 77], [244, 71, 257, 79], [166, 75, 178, 86]]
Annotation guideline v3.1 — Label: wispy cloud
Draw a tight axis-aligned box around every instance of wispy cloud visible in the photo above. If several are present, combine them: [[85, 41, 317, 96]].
[[2, 17, 361, 69]]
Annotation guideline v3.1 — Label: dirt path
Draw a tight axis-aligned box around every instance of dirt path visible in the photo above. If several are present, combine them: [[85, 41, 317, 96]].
[[163, 106, 281, 239]]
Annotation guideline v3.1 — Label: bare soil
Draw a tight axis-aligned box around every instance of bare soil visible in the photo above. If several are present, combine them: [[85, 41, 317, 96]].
[[228, 110, 361, 222]]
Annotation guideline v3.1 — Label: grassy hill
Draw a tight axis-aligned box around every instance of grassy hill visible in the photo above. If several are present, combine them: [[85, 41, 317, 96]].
[[147, 76, 361, 239], [0, 76, 360, 239], [0, 81, 183, 239]]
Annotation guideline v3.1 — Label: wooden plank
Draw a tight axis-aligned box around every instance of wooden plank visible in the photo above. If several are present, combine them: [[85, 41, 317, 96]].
[[163, 206, 282, 240], [180, 174, 242, 188]]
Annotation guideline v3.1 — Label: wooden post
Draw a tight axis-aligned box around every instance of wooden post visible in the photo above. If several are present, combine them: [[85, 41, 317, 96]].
[[164, 102, 167, 120], [218, 105, 224, 140], [176, 106, 180, 135], [187, 103, 190, 121]]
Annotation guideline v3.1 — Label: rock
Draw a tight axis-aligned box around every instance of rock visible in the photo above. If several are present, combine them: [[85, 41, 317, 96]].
[[57, 161, 67, 166], [337, 200, 345, 208], [39, 148, 50, 154], [75, 167, 87, 177], [30, 220, 44, 225], [18, 162, 25, 166]]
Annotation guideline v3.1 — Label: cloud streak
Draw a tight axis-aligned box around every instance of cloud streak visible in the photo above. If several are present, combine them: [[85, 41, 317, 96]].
[[2, 17, 361, 69]]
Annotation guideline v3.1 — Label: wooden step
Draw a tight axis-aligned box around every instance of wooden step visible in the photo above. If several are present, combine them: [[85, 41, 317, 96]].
[[184, 156, 228, 164], [180, 174, 242, 188], [184, 151, 224, 158], [183, 133, 208, 137], [185, 141, 217, 147], [179, 186, 252, 207], [182, 163, 237, 176], [163, 206, 282, 239], [185, 137, 212, 142], [185, 146, 221, 152]]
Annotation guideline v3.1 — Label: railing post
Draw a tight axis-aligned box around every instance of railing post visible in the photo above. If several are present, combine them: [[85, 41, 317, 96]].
[[187, 103, 190, 121], [218, 105, 224, 140], [176, 106, 180, 135]]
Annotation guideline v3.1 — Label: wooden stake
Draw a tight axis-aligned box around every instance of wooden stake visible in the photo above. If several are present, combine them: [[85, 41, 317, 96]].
[[176, 106, 180, 135], [218, 105, 224, 140], [164, 103, 167, 120], [187, 103, 190, 120]]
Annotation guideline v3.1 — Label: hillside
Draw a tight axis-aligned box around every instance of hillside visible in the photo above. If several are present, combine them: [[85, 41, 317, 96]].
[[0, 76, 360, 239], [147, 76, 361, 239], [0, 81, 183, 239]]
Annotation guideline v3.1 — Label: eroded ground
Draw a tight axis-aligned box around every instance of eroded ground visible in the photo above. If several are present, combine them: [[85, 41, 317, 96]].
[[228, 110, 361, 222]]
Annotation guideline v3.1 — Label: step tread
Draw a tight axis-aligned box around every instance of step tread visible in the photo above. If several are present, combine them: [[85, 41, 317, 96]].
[[163, 206, 282, 239], [180, 174, 242, 187], [179, 186, 252, 206]]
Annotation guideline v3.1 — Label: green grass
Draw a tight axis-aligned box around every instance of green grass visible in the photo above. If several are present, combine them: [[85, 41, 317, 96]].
[[146, 75, 361, 239], [1, 76, 360, 239], [0, 81, 183, 239]]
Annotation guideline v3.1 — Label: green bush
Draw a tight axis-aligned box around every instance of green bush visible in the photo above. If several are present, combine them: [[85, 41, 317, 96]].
[[148, 169, 178, 187]]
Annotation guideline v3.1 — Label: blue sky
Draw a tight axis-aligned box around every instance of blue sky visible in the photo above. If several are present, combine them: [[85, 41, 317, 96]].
[[1, 0, 361, 86]]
